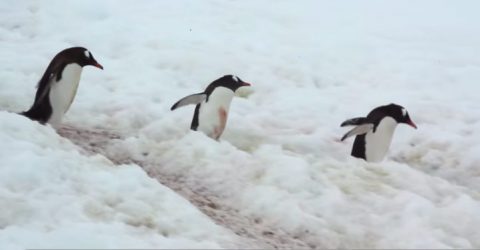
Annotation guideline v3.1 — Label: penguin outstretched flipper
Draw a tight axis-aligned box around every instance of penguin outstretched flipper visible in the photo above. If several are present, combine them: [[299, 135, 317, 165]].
[[340, 117, 368, 127], [171, 93, 207, 111], [341, 123, 373, 141]]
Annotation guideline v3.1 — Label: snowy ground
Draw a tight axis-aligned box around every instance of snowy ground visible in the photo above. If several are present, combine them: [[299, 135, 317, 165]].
[[1, 0, 480, 249]]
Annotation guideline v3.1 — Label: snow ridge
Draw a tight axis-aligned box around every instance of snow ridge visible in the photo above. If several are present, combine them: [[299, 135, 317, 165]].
[[59, 125, 313, 249]]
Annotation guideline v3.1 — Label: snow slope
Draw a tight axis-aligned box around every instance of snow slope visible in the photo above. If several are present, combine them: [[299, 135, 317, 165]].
[[0, 113, 242, 249], [1, 0, 480, 249]]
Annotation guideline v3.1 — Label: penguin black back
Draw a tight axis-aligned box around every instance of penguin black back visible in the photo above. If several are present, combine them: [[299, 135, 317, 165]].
[[22, 47, 103, 124], [191, 75, 250, 131], [191, 104, 201, 130], [171, 75, 251, 139], [351, 134, 367, 159], [341, 103, 417, 162]]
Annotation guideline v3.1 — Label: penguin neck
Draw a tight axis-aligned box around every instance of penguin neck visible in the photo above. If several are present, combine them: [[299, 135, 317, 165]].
[[48, 63, 83, 127], [365, 117, 398, 162], [206, 87, 235, 110]]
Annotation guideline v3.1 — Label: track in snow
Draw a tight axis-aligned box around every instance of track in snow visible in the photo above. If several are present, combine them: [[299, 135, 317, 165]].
[[58, 125, 313, 250]]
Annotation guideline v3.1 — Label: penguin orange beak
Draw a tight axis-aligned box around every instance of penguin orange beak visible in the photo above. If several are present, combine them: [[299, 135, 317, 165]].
[[407, 119, 417, 129], [92, 62, 104, 70]]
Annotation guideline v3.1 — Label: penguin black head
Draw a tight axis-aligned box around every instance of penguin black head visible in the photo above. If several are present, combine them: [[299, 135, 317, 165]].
[[204, 75, 251, 95], [54, 47, 104, 69], [372, 103, 417, 129]]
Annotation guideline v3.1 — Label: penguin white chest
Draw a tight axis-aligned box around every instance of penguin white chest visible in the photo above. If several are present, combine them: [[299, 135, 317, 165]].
[[197, 87, 234, 139], [48, 64, 83, 126], [365, 117, 398, 162]]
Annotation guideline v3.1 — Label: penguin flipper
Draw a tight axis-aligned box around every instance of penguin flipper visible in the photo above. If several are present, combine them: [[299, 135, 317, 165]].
[[340, 117, 368, 127], [341, 123, 373, 141], [170, 93, 206, 110]]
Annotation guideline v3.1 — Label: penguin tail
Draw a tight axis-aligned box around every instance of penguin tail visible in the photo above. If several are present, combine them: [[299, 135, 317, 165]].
[[20, 109, 33, 119], [20, 105, 49, 124]]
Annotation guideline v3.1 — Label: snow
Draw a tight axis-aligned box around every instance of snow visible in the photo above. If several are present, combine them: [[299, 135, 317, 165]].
[[1, 0, 480, 249], [0, 113, 240, 249]]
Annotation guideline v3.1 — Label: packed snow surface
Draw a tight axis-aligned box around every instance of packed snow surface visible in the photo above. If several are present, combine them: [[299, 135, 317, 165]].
[[1, 0, 480, 249]]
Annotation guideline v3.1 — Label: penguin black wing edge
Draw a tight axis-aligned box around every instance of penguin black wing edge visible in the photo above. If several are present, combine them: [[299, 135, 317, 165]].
[[340, 117, 368, 127], [341, 123, 374, 141], [170, 93, 207, 111]]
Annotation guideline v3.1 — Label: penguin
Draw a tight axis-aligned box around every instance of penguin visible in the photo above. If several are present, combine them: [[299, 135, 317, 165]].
[[171, 75, 251, 140], [340, 103, 417, 162], [22, 47, 103, 127]]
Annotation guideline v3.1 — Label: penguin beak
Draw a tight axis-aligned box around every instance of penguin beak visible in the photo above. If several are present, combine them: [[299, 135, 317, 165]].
[[90, 59, 103, 70], [241, 82, 251, 87], [407, 119, 417, 129], [92, 61, 104, 70]]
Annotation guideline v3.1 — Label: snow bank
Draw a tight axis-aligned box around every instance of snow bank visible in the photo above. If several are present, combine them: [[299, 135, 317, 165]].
[[0, 112, 239, 249], [1, 0, 480, 248], [110, 130, 480, 248]]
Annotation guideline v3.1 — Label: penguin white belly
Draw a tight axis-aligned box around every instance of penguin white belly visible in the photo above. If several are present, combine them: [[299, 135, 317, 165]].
[[48, 64, 83, 127], [365, 117, 398, 162], [197, 87, 234, 139]]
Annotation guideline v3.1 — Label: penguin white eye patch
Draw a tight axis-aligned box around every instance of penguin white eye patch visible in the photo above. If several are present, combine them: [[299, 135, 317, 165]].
[[401, 108, 407, 116], [84, 50, 91, 58], [232, 75, 239, 82]]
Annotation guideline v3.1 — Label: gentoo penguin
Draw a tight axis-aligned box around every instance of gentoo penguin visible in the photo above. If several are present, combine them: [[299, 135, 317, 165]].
[[22, 47, 103, 127], [171, 75, 251, 140], [340, 103, 417, 162]]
